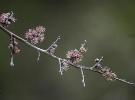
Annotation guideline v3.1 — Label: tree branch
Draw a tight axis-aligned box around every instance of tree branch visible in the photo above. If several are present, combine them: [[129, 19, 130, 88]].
[[0, 24, 134, 87]]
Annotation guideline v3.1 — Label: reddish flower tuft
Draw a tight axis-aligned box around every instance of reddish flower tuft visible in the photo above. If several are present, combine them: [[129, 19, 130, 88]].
[[0, 11, 16, 26], [66, 41, 87, 64], [101, 67, 117, 81], [66, 49, 83, 64], [25, 26, 45, 44]]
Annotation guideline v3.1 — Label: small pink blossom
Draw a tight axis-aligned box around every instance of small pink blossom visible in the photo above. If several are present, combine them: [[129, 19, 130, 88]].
[[101, 67, 117, 81], [66, 49, 83, 64], [0, 11, 16, 26], [66, 41, 87, 64], [25, 26, 45, 44]]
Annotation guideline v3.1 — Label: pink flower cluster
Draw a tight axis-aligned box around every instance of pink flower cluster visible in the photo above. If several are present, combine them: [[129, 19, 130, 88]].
[[66, 41, 87, 64], [0, 12, 16, 26], [101, 67, 117, 81], [25, 26, 46, 44], [66, 49, 83, 64]]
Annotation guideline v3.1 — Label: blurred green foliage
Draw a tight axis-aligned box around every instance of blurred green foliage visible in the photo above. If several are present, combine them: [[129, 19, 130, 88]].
[[0, 0, 135, 100]]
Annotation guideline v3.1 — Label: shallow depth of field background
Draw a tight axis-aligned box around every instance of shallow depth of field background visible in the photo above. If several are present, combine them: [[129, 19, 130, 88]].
[[0, 0, 135, 100]]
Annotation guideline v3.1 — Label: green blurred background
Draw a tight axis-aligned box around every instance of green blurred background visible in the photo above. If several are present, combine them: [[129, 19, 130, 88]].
[[0, 0, 135, 100]]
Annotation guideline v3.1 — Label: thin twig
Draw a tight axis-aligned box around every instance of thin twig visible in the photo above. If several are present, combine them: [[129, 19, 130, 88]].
[[10, 54, 14, 66], [115, 77, 135, 86], [58, 58, 63, 75], [80, 67, 85, 87], [46, 36, 60, 51], [37, 51, 41, 61]]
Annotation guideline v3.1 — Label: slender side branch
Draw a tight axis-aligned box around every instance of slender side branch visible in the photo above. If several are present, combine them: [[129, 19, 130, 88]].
[[0, 24, 134, 87], [115, 77, 135, 86], [80, 67, 85, 87], [46, 36, 60, 51], [37, 51, 41, 61]]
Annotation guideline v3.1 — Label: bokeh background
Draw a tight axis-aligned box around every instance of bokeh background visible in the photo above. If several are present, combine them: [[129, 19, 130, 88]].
[[0, 0, 135, 100]]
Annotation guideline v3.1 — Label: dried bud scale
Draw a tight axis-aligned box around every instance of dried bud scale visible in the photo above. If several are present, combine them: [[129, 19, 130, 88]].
[[60, 59, 70, 71], [47, 36, 60, 55], [79, 40, 87, 53], [58, 58, 69, 75], [95, 63, 102, 69], [91, 56, 103, 69], [95, 58, 100, 62], [8, 35, 20, 66], [8, 36, 20, 54]]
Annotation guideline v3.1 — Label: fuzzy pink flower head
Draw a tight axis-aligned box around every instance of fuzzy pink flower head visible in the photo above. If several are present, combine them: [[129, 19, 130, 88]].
[[0, 11, 16, 26], [25, 26, 46, 44], [101, 67, 117, 81], [66, 49, 83, 64]]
